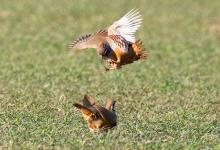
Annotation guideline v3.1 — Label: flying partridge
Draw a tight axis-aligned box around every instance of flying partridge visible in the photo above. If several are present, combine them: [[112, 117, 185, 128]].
[[69, 9, 148, 71]]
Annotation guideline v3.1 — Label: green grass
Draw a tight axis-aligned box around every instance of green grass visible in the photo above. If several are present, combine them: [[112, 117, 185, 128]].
[[0, 0, 220, 149]]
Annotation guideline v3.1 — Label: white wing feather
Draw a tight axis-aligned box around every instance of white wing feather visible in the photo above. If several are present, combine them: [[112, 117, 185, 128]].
[[108, 9, 142, 43]]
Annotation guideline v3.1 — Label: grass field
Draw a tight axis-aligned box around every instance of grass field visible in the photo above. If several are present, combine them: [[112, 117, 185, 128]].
[[0, 0, 220, 149]]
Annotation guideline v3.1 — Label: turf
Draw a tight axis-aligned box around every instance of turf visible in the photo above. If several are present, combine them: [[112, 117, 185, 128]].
[[0, 0, 220, 149]]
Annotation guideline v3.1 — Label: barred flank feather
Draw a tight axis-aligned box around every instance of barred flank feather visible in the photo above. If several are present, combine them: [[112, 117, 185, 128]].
[[132, 40, 148, 59], [109, 35, 127, 48]]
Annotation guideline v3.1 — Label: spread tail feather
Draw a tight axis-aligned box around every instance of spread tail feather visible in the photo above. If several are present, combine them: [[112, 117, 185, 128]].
[[132, 40, 148, 59]]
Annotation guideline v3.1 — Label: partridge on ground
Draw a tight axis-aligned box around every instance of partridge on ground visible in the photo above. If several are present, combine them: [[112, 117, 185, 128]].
[[73, 95, 117, 132]]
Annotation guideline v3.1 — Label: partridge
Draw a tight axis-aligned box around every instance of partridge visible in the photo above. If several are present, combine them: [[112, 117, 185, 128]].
[[69, 9, 148, 71], [73, 95, 117, 132]]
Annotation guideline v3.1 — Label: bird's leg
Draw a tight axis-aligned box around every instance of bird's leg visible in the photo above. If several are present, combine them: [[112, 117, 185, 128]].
[[111, 48, 122, 64], [112, 56, 121, 64], [110, 56, 121, 64]]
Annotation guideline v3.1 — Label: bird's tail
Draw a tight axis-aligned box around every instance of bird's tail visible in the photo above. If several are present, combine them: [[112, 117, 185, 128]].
[[132, 40, 148, 59]]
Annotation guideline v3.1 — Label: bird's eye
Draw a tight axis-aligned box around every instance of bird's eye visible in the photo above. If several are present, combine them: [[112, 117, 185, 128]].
[[92, 113, 97, 119], [91, 113, 100, 119]]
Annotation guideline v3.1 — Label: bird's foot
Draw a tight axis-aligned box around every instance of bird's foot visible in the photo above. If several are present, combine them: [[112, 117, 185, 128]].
[[104, 66, 116, 71], [104, 65, 121, 71]]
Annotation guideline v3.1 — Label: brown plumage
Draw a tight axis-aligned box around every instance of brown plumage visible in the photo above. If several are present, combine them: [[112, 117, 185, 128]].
[[69, 9, 148, 71], [73, 95, 117, 132]]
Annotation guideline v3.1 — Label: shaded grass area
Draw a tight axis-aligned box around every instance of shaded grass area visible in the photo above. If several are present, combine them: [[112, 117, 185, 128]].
[[0, 0, 220, 149]]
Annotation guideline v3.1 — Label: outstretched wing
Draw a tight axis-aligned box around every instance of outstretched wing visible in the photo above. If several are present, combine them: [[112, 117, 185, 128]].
[[69, 30, 108, 49], [73, 103, 93, 116], [94, 105, 117, 126], [108, 9, 142, 43], [83, 95, 96, 108]]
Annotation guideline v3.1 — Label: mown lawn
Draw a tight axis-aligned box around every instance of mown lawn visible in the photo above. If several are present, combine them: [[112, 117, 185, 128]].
[[0, 0, 220, 149]]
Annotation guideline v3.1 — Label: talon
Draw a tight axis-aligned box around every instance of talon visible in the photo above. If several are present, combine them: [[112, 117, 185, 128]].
[[109, 60, 120, 65], [104, 66, 117, 71]]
